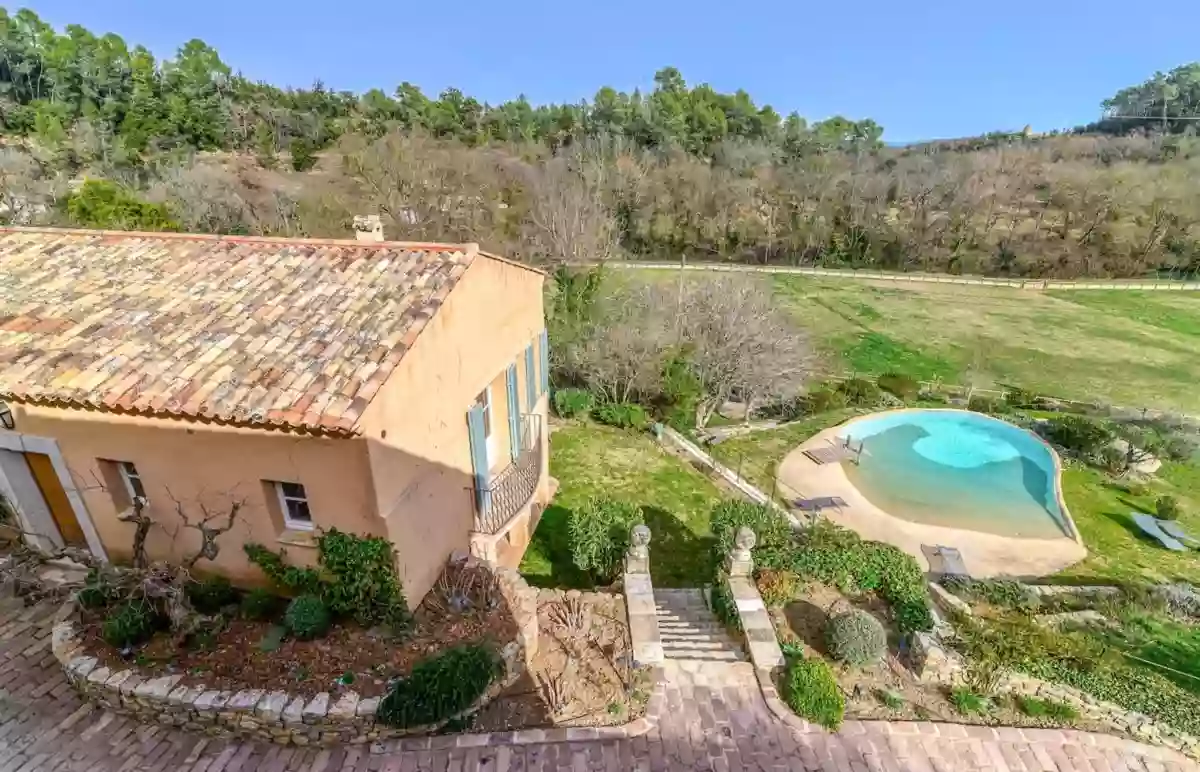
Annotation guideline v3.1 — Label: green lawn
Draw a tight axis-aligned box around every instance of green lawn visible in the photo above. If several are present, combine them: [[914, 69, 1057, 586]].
[[519, 422, 726, 588], [767, 276, 1200, 413]]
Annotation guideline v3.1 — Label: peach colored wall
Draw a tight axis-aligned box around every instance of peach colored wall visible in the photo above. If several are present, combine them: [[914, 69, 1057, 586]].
[[7, 404, 382, 584], [358, 255, 546, 605]]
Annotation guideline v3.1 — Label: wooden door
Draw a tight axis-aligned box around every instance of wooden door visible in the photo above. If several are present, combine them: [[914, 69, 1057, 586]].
[[25, 452, 86, 546]]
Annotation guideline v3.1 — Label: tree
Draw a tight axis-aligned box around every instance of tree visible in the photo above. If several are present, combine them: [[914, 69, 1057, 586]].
[[67, 178, 180, 230]]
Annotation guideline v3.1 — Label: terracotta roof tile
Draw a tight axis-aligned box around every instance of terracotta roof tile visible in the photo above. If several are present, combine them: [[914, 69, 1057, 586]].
[[0, 228, 482, 435]]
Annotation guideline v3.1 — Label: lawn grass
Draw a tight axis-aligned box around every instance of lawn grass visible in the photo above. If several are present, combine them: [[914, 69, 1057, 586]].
[[767, 275, 1200, 413], [519, 422, 726, 588]]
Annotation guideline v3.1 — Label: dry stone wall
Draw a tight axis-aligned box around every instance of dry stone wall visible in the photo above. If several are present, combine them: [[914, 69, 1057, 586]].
[[51, 561, 540, 746]]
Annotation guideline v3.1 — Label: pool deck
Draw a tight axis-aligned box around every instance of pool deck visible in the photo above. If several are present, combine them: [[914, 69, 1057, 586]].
[[778, 415, 1088, 579]]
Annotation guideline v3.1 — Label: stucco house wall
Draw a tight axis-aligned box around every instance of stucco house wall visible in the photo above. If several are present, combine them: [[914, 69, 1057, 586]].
[[3, 405, 383, 584], [357, 254, 548, 604]]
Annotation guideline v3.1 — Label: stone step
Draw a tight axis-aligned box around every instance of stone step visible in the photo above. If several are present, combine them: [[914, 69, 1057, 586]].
[[659, 638, 739, 651], [658, 630, 738, 643], [660, 647, 747, 662]]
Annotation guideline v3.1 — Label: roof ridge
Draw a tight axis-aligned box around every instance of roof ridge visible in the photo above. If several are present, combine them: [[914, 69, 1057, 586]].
[[0, 225, 472, 252]]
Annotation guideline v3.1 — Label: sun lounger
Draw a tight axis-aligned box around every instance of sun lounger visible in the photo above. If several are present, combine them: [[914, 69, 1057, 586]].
[[794, 496, 847, 514], [921, 544, 969, 579], [1131, 513, 1188, 552], [1157, 519, 1200, 548]]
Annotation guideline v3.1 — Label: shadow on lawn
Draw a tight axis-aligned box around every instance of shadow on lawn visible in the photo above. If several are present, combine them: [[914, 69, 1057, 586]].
[[520, 504, 716, 590]]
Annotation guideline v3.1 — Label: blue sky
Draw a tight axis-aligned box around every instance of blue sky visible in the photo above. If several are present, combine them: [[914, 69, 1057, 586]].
[[24, 0, 1199, 143]]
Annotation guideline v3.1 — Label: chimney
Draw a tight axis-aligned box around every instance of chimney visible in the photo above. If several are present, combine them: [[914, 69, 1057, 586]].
[[353, 214, 384, 243]]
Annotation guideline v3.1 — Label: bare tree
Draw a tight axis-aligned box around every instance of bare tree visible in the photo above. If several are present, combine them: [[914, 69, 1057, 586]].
[[524, 148, 618, 265], [147, 162, 252, 234]]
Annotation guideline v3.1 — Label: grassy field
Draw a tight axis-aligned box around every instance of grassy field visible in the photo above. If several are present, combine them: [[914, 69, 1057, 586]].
[[519, 423, 726, 588], [768, 277, 1200, 414]]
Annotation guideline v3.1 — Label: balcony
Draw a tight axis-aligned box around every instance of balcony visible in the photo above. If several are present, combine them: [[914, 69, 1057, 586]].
[[474, 414, 543, 534]]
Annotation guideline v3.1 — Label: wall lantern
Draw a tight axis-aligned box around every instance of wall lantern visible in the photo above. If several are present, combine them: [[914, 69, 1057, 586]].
[[0, 402, 13, 431]]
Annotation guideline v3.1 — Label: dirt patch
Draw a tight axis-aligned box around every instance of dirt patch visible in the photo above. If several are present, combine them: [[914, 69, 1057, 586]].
[[81, 564, 517, 699], [471, 589, 651, 731]]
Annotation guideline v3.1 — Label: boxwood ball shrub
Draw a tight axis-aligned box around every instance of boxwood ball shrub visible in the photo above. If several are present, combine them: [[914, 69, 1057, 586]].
[[285, 594, 331, 640], [552, 388, 595, 419], [102, 601, 158, 648], [825, 608, 887, 666], [376, 643, 502, 728], [783, 657, 845, 730]]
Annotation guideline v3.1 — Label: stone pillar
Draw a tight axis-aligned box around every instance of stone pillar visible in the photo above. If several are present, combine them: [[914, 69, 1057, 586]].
[[352, 214, 384, 242], [625, 524, 651, 574], [725, 526, 755, 577]]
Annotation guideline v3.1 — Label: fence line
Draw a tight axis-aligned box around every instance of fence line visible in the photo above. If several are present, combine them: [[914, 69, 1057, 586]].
[[598, 261, 1200, 292]]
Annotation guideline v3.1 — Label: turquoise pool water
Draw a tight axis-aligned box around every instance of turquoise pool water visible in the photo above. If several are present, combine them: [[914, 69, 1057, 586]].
[[841, 410, 1070, 539]]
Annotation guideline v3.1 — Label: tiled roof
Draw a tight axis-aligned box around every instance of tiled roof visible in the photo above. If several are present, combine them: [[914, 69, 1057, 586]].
[[0, 227, 484, 435]]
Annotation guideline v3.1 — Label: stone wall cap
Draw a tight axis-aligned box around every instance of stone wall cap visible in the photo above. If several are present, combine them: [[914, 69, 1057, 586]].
[[329, 692, 360, 720], [256, 690, 291, 720], [227, 689, 266, 711], [302, 692, 330, 720]]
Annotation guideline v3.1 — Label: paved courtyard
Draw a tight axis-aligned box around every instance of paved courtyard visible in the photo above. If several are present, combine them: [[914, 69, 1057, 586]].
[[1, 596, 1195, 771]]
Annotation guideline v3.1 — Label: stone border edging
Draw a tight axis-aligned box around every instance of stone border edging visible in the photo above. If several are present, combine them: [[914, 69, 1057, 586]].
[[724, 573, 783, 669], [49, 563, 546, 747]]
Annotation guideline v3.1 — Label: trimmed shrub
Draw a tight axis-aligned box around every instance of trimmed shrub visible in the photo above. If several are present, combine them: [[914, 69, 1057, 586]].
[[710, 500, 791, 559], [876, 372, 919, 402], [285, 595, 331, 640], [755, 569, 799, 608], [241, 588, 283, 621], [836, 377, 881, 407], [187, 576, 240, 614], [1156, 495, 1181, 521], [376, 644, 502, 728], [102, 601, 158, 648], [567, 497, 643, 582], [824, 609, 887, 666], [553, 388, 594, 419], [709, 572, 742, 632], [783, 657, 844, 730], [594, 402, 649, 430]]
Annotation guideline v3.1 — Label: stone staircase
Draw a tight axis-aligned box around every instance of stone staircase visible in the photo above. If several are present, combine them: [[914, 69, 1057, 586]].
[[653, 588, 747, 662]]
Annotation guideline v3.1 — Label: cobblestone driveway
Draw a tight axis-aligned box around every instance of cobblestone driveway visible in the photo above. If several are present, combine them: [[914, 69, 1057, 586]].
[[2, 598, 1196, 771]]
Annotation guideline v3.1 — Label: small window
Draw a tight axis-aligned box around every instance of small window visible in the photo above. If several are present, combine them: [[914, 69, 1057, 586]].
[[118, 461, 146, 502], [273, 481, 313, 530], [473, 387, 493, 438]]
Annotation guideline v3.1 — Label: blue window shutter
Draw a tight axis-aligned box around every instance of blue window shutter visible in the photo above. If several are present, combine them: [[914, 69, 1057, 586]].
[[524, 343, 537, 412], [506, 363, 520, 461], [466, 405, 490, 516], [539, 329, 549, 396]]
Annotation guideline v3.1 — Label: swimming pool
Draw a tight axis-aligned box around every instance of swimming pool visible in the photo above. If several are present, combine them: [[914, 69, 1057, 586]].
[[840, 410, 1071, 539]]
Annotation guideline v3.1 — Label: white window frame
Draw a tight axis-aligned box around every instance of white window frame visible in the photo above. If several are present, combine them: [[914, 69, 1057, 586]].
[[118, 461, 146, 503], [274, 481, 314, 531]]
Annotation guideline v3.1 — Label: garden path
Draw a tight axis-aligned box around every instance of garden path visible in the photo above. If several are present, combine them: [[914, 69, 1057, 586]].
[[0, 595, 1194, 771]]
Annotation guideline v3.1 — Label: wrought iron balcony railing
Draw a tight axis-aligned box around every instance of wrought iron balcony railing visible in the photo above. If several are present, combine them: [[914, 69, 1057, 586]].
[[474, 414, 542, 534]]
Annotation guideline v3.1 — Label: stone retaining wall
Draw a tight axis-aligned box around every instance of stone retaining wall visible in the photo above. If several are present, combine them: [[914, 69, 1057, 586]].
[[51, 562, 540, 746]]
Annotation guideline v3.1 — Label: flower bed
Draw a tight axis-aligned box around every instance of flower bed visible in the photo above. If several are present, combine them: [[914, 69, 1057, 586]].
[[52, 559, 538, 745]]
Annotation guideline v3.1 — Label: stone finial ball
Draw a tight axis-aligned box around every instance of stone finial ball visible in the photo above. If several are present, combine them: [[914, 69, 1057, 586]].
[[734, 526, 757, 551], [631, 524, 652, 547]]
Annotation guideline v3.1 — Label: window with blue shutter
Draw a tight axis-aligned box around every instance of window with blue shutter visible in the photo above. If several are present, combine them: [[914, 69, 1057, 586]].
[[506, 363, 520, 461], [538, 329, 549, 396], [524, 343, 537, 412], [466, 404, 491, 515]]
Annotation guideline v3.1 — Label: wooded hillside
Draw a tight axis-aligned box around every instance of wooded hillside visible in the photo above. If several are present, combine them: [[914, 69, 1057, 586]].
[[3, 7, 1200, 279]]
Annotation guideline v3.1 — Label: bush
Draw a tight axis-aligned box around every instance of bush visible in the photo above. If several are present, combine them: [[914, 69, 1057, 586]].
[[289, 137, 318, 171], [1017, 695, 1079, 721], [593, 402, 648, 430], [951, 687, 990, 716], [805, 387, 848, 413], [824, 609, 887, 666], [285, 595, 331, 640], [876, 372, 919, 402], [942, 578, 1040, 611], [968, 394, 1007, 414], [187, 576, 240, 614], [1041, 415, 1113, 458], [376, 644, 502, 728], [1004, 386, 1037, 409], [783, 657, 844, 730], [77, 569, 118, 610], [102, 601, 158, 648], [755, 569, 799, 608], [709, 572, 742, 632], [553, 388, 595, 419], [893, 599, 935, 634], [836, 377, 881, 407], [710, 500, 791, 559], [241, 588, 283, 621], [1156, 495, 1181, 520], [567, 497, 643, 582]]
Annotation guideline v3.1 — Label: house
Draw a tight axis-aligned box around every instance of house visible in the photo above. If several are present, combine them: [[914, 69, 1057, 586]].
[[0, 226, 553, 605]]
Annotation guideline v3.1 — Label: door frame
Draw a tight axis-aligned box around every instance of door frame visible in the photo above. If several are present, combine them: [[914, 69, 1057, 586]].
[[0, 432, 107, 561]]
